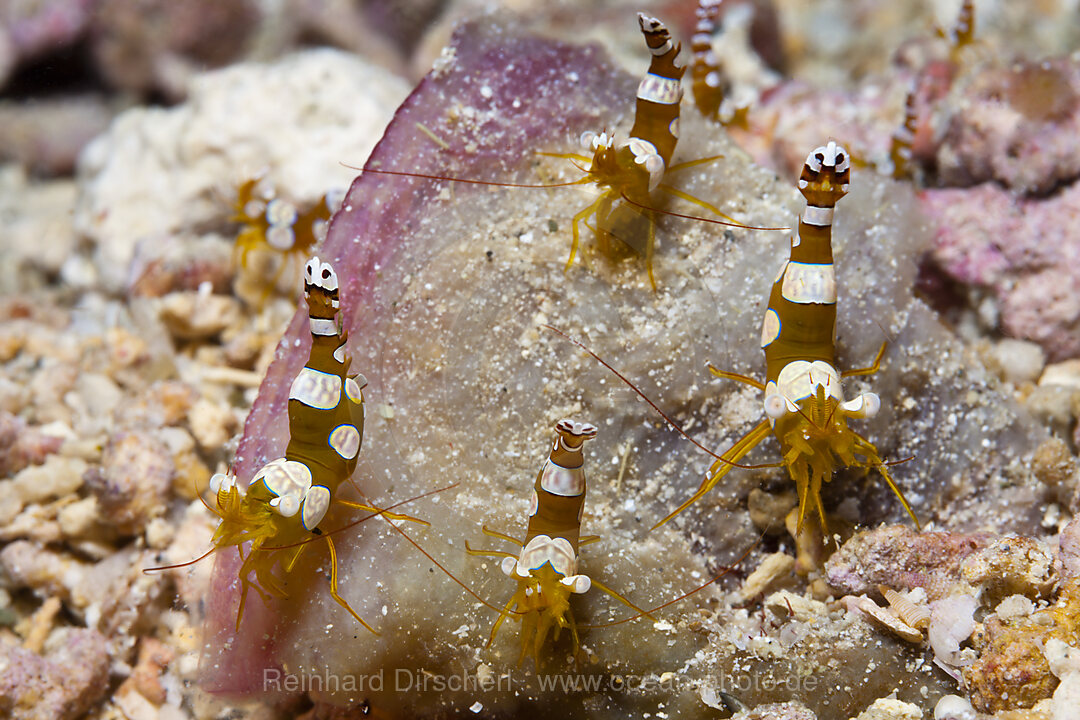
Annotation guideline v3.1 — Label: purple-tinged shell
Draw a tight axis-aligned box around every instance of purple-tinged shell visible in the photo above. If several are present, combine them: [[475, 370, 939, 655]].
[[826, 525, 993, 601]]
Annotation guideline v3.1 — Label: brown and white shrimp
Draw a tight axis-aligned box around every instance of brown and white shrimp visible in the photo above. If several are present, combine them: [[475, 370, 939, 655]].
[[352, 12, 784, 290], [149, 256, 427, 632], [465, 419, 654, 663]]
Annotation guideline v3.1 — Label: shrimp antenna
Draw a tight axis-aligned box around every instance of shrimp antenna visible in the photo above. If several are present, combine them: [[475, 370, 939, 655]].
[[264, 483, 460, 551], [580, 529, 764, 629], [143, 470, 229, 573], [346, 477, 521, 620], [541, 324, 779, 471], [143, 546, 217, 573], [882, 455, 915, 467], [618, 191, 790, 232], [340, 163, 590, 190]]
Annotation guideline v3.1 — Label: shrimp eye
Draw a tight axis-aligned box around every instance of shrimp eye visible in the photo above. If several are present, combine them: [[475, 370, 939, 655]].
[[815, 152, 825, 164]]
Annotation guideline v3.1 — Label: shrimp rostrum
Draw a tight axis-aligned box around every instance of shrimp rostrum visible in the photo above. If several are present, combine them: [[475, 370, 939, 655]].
[[658, 142, 919, 536]]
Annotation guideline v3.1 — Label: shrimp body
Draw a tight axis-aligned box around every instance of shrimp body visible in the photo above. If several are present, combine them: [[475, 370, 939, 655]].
[[578, 13, 684, 194], [469, 420, 601, 662], [569, 13, 682, 207], [232, 178, 336, 277], [210, 256, 391, 631], [689, 0, 727, 121], [937, 0, 975, 55], [659, 142, 918, 535], [888, 85, 919, 180], [554, 14, 731, 288]]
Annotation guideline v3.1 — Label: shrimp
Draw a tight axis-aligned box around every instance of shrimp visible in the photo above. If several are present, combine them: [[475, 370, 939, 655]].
[[465, 419, 653, 663], [232, 177, 341, 288], [937, 0, 976, 60], [888, 82, 919, 180], [688, 0, 750, 128], [351, 12, 784, 290], [658, 142, 919, 536], [543, 12, 777, 288], [150, 256, 426, 632]]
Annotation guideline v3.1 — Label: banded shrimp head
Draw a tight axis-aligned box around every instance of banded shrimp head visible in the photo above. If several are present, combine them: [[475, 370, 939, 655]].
[[798, 141, 851, 207]]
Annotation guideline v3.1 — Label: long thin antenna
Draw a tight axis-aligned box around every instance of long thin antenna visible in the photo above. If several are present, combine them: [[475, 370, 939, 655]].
[[346, 477, 520, 619], [143, 546, 217, 574], [620, 191, 790, 231], [579, 531, 762, 629], [541, 324, 775, 471], [341, 163, 589, 190]]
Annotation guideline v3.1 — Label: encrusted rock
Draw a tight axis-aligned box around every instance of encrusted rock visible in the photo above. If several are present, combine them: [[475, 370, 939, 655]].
[[748, 487, 798, 536], [128, 233, 234, 298], [764, 590, 829, 624], [996, 594, 1036, 621], [0, 97, 113, 176], [159, 290, 241, 341], [732, 701, 818, 719], [90, 0, 260, 99], [1057, 516, 1080, 579], [113, 380, 197, 431], [826, 525, 992, 601], [85, 431, 174, 535], [0, 454, 87, 526], [1044, 637, 1080, 720], [1040, 360, 1080, 390], [56, 496, 101, 539], [963, 580, 1080, 713], [739, 551, 796, 602], [0, 628, 111, 720], [1, 539, 89, 605], [936, 58, 1080, 196], [983, 338, 1047, 386], [932, 694, 975, 720], [187, 397, 237, 453], [0, 411, 64, 478], [0, 169, 80, 293], [1030, 438, 1078, 509], [116, 637, 175, 706], [960, 536, 1055, 603], [848, 697, 922, 720], [921, 182, 1080, 362]]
